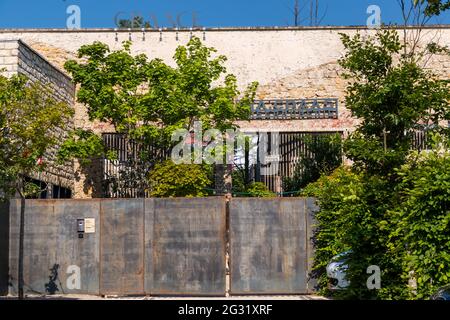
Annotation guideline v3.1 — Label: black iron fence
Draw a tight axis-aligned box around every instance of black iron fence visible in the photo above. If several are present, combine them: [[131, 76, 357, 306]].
[[102, 133, 169, 198], [102, 132, 343, 197], [411, 130, 431, 151], [101, 129, 433, 198], [250, 132, 343, 194]]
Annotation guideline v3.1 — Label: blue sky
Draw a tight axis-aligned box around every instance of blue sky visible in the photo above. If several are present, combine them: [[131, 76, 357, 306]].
[[0, 0, 448, 29]]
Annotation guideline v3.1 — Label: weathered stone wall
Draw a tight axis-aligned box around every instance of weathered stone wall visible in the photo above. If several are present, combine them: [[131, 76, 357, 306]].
[[1, 26, 449, 135], [0, 39, 75, 190], [237, 61, 355, 133], [1, 27, 449, 197], [0, 40, 19, 78]]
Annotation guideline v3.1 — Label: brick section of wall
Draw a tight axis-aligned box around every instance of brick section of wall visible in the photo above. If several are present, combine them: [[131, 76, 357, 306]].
[[0, 39, 76, 190]]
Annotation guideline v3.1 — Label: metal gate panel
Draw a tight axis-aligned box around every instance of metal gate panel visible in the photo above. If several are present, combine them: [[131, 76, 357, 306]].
[[306, 197, 319, 293], [143, 198, 154, 294], [53, 200, 100, 295], [8, 199, 100, 295], [230, 198, 308, 294], [6, 197, 317, 297], [100, 199, 144, 295], [146, 197, 226, 296]]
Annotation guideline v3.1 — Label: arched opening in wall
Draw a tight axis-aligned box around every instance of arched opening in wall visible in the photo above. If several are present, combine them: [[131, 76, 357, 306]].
[[23, 177, 47, 199]]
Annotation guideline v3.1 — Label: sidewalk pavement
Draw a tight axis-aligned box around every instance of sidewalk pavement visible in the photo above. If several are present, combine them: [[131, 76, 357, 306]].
[[1, 294, 328, 300]]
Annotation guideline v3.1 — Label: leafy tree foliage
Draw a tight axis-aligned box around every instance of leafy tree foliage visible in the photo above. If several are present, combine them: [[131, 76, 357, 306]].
[[307, 141, 450, 299], [117, 16, 151, 29], [244, 182, 276, 197], [231, 170, 276, 197], [305, 166, 409, 299], [306, 28, 450, 300], [0, 73, 73, 299], [57, 129, 107, 166], [303, 167, 363, 296], [61, 37, 258, 194], [387, 137, 450, 298], [64, 37, 257, 149], [415, 0, 450, 16], [0, 74, 73, 198]]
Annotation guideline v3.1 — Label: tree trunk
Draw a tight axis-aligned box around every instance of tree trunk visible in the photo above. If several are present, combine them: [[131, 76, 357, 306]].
[[18, 193, 25, 300]]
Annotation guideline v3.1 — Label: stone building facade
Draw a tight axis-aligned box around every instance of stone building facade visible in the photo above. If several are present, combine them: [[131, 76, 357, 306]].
[[0, 39, 75, 197], [0, 26, 449, 198]]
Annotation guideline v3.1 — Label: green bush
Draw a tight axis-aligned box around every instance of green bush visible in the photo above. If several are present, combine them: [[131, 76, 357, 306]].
[[304, 166, 408, 299], [305, 145, 450, 299], [304, 27, 450, 300], [387, 147, 450, 299], [148, 160, 211, 198], [303, 166, 364, 296], [245, 182, 276, 197]]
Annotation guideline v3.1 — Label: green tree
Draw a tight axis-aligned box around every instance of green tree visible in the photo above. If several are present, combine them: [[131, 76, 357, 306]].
[[387, 136, 450, 299], [306, 26, 450, 299], [64, 37, 257, 146], [303, 167, 363, 295], [61, 37, 258, 194], [340, 29, 449, 298], [414, 0, 450, 15], [0, 73, 73, 299], [117, 16, 151, 29]]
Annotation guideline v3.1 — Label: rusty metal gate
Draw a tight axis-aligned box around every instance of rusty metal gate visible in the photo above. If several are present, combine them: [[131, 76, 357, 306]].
[[8, 199, 101, 295], [5, 197, 316, 296], [146, 198, 226, 296], [229, 197, 317, 294], [6, 197, 227, 296], [100, 199, 145, 295]]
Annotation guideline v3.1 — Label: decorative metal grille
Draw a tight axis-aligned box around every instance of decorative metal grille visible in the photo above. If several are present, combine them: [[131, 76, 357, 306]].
[[411, 130, 431, 151], [101, 129, 434, 198], [252, 132, 343, 194], [102, 133, 169, 198]]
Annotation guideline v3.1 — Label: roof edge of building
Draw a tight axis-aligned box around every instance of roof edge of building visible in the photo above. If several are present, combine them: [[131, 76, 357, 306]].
[[0, 25, 450, 33]]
